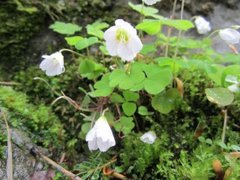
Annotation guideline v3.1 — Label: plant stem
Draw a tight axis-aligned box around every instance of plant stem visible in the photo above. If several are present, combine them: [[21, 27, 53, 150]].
[[60, 48, 83, 57], [164, 0, 178, 57], [0, 81, 20, 86], [174, 0, 185, 58], [221, 109, 228, 144]]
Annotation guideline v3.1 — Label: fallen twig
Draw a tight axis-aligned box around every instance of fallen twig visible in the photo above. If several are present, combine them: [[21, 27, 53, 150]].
[[32, 148, 82, 180], [1, 112, 13, 180]]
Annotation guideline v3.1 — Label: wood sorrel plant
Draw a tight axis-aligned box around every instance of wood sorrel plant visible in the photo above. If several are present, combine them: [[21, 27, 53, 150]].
[[37, 0, 240, 178]]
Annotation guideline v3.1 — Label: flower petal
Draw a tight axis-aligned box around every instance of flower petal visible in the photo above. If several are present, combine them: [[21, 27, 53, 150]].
[[228, 84, 240, 93], [219, 28, 240, 45], [194, 16, 211, 35], [39, 51, 65, 76], [140, 131, 157, 144]]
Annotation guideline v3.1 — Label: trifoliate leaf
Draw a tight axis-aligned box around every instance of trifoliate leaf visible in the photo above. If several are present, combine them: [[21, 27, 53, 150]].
[[114, 116, 135, 135], [89, 74, 113, 97], [65, 36, 83, 46], [79, 59, 106, 79], [128, 2, 159, 17], [152, 88, 181, 114], [136, 20, 162, 35], [75, 37, 98, 50], [50, 21, 82, 35], [87, 21, 109, 39], [143, 65, 173, 95]]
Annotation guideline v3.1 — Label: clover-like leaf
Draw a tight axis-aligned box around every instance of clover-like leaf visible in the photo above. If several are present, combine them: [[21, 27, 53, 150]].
[[89, 74, 113, 97], [122, 102, 137, 116], [114, 116, 135, 135], [152, 88, 181, 114], [205, 88, 234, 107], [50, 21, 82, 35], [75, 37, 98, 50]]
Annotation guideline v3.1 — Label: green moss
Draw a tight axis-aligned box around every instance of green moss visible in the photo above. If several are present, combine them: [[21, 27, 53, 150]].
[[0, 86, 65, 148], [0, 0, 44, 71]]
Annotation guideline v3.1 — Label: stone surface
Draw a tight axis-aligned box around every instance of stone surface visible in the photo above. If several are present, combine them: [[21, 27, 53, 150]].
[[0, 127, 45, 180]]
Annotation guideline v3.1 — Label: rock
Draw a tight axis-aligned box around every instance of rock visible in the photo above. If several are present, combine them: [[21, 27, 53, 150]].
[[0, 126, 46, 180]]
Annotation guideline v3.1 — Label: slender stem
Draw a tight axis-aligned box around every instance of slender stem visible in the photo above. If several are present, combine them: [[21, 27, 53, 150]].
[[139, 1, 145, 38], [173, 0, 185, 58], [0, 81, 20, 86], [59, 48, 83, 57], [164, 0, 178, 57], [206, 30, 220, 39], [33, 77, 61, 97], [221, 109, 228, 144]]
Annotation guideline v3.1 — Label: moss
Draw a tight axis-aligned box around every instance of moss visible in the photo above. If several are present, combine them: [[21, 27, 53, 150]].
[[0, 86, 65, 149], [0, 0, 45, 72]]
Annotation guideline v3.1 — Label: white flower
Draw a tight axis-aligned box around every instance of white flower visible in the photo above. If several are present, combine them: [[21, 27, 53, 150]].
[[103, 19, 143, 62], [40, 51, 65, 76], [225, 75, 240, 92], [194, 16, 211, 34], [142, 0, 161, 5], [140, 131, 157, 144], [219, 28, 240, 45], [86, 115, 116, 152]]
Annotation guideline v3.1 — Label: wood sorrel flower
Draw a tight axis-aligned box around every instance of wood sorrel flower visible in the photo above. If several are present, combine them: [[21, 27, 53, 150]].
[[194, 16, 211, 34], [86, 115, 116, 152], [39, 51, 65, 76], [103, 19, 143, 62], [219, 28, 240, 45], [143, 0, 161, 5], [140, 131, 157, 144]]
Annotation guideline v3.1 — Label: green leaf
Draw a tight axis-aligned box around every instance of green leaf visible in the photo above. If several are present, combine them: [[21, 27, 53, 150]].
[[75, 37, 98, 50], [161, 19, 194, 31], [65, 36, 83, 46], [136, 18, 194, 35], [128, 2, 160, 17], [207, 65, 225, 86], [221, 65, 240, 86], [99, 45, 109, 55], [205, 88, 234, 107], [136, 20, 161, 35], [123, 91, 139, 102], [110, 93, 125, 103], [141, 43, 157, 55], [151, 89, 181, 114], [81, 123, 91, 133], [122, 102, 137, 116], [89, 74, 113, 97], [109, 69, 126, 87], [87, 21, 109, 39], [49, 21, 82, 35], [109, 64, 145, 91], [143, 65, 173, 94], [138, 106, 149, 116], [113, 116, 135, 135], [79, 59, 106, 79]]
